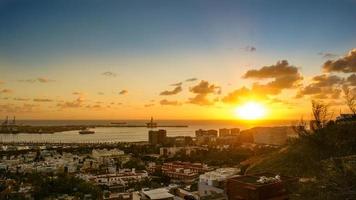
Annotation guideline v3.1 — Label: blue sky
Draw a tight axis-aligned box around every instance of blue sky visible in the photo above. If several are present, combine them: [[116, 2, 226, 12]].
[[1, 0, 355, 66], [0, 0, 355, 119]]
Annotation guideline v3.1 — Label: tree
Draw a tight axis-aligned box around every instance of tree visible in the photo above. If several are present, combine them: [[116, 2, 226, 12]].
[[310, 100, 332, 131], [343, 86, 356, 114]]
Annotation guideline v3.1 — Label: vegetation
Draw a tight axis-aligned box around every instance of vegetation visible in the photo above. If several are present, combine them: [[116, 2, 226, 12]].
[[1, 172, 102, 199], [247, 100, 356, 199]]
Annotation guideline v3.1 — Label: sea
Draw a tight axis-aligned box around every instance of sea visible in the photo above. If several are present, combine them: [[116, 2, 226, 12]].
[[0, 120, 296, 143]]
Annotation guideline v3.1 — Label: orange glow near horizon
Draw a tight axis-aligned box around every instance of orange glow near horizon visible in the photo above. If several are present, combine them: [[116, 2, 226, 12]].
[[234, 102, 267, 120]]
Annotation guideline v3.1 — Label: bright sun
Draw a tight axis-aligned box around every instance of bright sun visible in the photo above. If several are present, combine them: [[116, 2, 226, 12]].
[[235, 102, 267, 120]]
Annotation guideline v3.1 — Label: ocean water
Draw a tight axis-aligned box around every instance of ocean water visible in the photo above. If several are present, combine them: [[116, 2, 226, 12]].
[[0, 120, 295, 143]]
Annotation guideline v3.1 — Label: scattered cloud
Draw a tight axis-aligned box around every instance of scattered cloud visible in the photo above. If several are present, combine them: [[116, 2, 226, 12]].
[[318, 52, 338, 59], [85, 104, 102, 109], [188, 80, 220, 106], [244, 46, 256, 52], [37, 77, 55, 83], [186, 78, 197, 82], [98, 92, 104, 95], [119, 90, 128, 95], [102, 71, 117, 77], [323, 49, 356, 73], [222, 87, 252, 104], [160, 99, 181, 106], [0, 103, 39, 113], [170, 82, 183, 87], [18, 77, 55, 83], [0, 89, 12, 94], [13, 97, 30, 101], [243, 60, 303, 95], [144, 103, 155, 107], [160, 86, 182, 96], [346, 74, 356, 86], [0, 80, 4, 84], [33, 98, 53, 102], [57, 97, 84, 109], [72, 91, 85, 96], [296, 74, 344, 99]]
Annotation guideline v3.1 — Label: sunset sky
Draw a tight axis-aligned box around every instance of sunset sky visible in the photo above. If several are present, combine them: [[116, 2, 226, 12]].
[[0, 0, 355, 120]]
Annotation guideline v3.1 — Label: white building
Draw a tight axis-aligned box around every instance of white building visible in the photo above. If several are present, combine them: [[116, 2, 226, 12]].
[[198, 168, 240, 197]]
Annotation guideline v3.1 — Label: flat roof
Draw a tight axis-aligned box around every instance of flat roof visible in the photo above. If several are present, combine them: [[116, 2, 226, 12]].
[[142, 188, 174, 200]]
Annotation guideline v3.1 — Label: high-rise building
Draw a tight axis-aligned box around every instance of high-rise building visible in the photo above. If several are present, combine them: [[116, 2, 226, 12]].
[[148, 129, 167, 145], [219, 128, 230, 137]]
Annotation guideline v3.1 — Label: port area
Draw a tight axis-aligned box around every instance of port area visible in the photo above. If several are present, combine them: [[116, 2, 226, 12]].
[[0, 124, 188, 134]]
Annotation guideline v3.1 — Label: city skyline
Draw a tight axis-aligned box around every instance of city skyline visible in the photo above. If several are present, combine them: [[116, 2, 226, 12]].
[[0, 0, 355, 120]]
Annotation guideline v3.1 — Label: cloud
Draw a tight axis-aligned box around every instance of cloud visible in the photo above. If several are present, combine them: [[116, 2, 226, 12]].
[[33, 98, 53, 102], [318, 52, 338, 59], [160, 86, 182, 95], [186, 78, 197, 82], [102, 71, 117, 77], [0, 81, 4, 84], [57, 97, 84, 109], [323, 49, 356, 73], [13, 97, 30, 101], [72, 91, 85, 96], [18, 77, 55, 83], [222, 87, 252, 104], [243, 60, 299, 79], [98, 92, 104, 95], [85, 104, 102, 109], [190, 80, 220, 94], [296, 74, 344, 99], [160, 99, 181, 106], [0, 103, 38, 113], [119, 90, 128, 95], [144, 104, 155, 107], [188, 80, 220, 106], [222, 60, 303, 105], [37, 77, 55, 83], [170, 82, 183, 87], [0, 89, 12, 94], [346, 74, 356, 86], [244, 46, 256, 52], [243, 60, 303, 95]]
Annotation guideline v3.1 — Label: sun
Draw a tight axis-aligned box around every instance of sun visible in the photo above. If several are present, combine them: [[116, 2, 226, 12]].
[[235, 102, 267, 120]]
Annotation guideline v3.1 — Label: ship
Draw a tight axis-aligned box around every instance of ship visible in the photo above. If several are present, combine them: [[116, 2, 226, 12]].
[[0, 116, 19, 134], [79, 128, 95, 134], [146, 117, 157, 128]]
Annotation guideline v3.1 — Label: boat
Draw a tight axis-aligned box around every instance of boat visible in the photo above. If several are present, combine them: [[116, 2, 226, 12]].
[[79, 128, 95, 134]]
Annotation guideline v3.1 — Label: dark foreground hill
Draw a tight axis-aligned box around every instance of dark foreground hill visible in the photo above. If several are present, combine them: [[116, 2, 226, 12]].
[[245, 123, 356, 199]]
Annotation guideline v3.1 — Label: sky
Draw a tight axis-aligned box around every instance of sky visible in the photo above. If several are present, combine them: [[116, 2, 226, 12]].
[[0, 0, 355, 120]]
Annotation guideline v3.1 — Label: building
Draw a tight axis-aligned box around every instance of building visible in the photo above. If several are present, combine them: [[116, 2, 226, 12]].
[[336, 114, 356, 123], [159, 146, 206, 158], [226, 173, 296, 200], [198, 168, 240, 198], [195, 129, 218, 137], [195, 129, 218, 145], [161, 161, 210, 183], [80, 169, 149, 191], [218, 128, 240, 137], [132, 188, 174, 200], [219, 129, 230, 137], [92, 148, 130, 165], [241, 126, 296, 146], [149, 129, 167, 145], [230, 128, 240, 135], [164, 136, 193, 146]]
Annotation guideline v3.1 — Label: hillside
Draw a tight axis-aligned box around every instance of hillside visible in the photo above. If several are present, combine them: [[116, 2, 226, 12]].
[[245, 123, 356, 199]]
